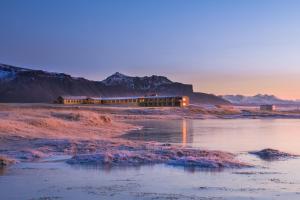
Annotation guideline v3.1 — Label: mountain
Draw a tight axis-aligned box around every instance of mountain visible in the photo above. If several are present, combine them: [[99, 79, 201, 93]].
[[102, 72, 173, 89], [222, 94, 296, 105], [101, 72, 193, 95], [0, 63, 230, 105]]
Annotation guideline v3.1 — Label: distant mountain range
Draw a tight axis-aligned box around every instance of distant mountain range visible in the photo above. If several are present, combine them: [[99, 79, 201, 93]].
[[222, 94, 298, 105], [0, 63, 229, 105]]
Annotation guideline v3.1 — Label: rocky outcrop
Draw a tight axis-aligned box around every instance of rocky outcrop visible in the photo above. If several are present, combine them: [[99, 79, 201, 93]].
[[0, 156, 15, 167], [249, 149, 298, 160]]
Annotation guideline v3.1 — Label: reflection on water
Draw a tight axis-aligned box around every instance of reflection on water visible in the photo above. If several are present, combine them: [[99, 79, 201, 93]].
[[2, 119, 300, 200], [2, 155, 300, 200], [182, 119, 187, 147], [125, 119, 300, 154], [124, 119, 194, 145], [0, 167, 6, 176]]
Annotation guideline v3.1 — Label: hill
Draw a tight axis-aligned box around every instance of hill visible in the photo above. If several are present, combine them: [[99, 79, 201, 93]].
[[0, 63, 230, 105], [222, 94, 296, 105]]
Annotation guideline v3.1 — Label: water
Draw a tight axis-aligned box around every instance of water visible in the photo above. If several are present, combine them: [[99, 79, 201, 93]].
[[124, 119, 300, 154], [2, 119, 300, 200]]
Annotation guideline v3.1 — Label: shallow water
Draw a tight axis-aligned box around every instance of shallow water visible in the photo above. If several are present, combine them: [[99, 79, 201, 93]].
[[124, 119, 300, 154], [2, 119, 300, 200]]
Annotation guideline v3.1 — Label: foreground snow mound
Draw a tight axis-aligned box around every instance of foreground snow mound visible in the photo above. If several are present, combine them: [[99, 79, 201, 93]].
[[67, 151, 161, 166], [0, 136, 250, 169], [250, 149, 298, 160], [67, 146, 251, 169]]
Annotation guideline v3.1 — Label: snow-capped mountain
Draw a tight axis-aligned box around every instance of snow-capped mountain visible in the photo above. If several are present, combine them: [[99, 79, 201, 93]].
[[0, 64, 27, 80], [102, 72, 173, 90], [0, 63, 70, 81], [222, 94, 296, 105], [0, 63, 230, 105]]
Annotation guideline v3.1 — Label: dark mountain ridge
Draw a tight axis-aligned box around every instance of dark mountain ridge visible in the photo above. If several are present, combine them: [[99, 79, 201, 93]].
[[0, 63, 230, 105]]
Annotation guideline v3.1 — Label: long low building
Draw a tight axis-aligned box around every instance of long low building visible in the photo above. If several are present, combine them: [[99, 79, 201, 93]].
[[56, 95, 189, 107], [260, 104, 276, 111]]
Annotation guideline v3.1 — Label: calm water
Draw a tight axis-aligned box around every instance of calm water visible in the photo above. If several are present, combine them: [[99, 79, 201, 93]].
[[125, 119, 300, 154], [1, 119, 300, 200]]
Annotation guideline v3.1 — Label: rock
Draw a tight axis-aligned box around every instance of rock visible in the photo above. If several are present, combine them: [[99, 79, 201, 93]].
[[0, 156, 15, 167], [249, 149, 298, 160], [176, 151, 184, 157]]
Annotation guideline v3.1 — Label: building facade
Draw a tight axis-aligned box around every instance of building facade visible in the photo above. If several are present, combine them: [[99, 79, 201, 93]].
[[56, 95, 189, 107], [260, 104, 276, 111]]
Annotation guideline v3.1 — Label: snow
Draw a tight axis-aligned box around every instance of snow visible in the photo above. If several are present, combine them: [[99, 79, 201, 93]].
[[102, 72, 173, 89], [0, 64, 26, 80], [3, 104, 300, 169], [222, 94, 296, 105], [0, 104, 251, 169], [102, 72, 133, 86], [66, 146, 250, 168], [0, 70, 15, 80]]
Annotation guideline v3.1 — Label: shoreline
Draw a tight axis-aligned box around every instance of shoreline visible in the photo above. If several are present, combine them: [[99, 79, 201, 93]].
[[1, 103, 299, 170]]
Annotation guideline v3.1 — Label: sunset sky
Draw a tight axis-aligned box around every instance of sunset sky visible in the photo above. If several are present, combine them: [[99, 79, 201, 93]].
[[1, 0, 300, 99]]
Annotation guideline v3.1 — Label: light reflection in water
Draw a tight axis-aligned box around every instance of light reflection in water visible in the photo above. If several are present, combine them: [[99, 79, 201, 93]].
[[182, 119, 187, 147], [126, 119, 300, 154], [124, 119, 193, 145], [3, 119, 300, 200]]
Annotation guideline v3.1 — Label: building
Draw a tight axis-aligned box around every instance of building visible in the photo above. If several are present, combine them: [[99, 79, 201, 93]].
[[56, 96, 87, 104], [260, 104, 276, 111], [138, 96, 188, 107], [56, 95, 189, 107]]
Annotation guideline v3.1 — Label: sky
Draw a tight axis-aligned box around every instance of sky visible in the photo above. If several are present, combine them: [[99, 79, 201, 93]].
[[0, 0, 300, 99]]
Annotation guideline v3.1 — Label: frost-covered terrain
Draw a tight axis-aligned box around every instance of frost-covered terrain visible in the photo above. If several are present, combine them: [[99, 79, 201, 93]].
[[2, 104, 300, 200], [0, 104, 255, 169], [1, 104, 300, 170]]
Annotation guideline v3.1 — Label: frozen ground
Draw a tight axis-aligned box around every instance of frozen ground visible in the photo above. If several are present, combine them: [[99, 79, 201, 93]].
[[1, 104, 300, 199], [1, 104, 300, 169], [0, 104, 258, 169]]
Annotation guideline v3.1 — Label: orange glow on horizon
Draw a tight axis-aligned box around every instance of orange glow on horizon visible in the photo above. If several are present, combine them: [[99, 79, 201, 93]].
[[175, 72, 300, 100]]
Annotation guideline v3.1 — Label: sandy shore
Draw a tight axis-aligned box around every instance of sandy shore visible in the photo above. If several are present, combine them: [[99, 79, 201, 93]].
[[1, 103, 298, 169]]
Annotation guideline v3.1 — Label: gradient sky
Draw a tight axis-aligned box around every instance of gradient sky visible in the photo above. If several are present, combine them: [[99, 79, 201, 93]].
[[1, 0, 300, 99]]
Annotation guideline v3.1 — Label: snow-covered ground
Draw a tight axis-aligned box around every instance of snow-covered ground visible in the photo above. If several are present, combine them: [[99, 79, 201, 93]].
[[1, 104, 300, 170], [2, 104, 300, 200], [0, 104, 256, 169]]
